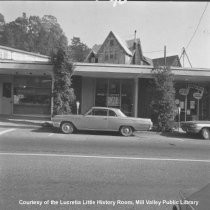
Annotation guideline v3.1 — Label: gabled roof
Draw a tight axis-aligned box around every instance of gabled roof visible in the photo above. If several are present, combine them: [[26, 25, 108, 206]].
[[92, 44, 102, 54], [111, 31, 132, 56], [126, 38, 140, 51], [143, 56, 153, 65], [98, 31, 132, 57], [152, 55, 181, 67], [85, 31, 151, 65]]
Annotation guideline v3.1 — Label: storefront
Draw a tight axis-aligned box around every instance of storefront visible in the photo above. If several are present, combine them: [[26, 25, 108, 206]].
[[175, 82, 210, 121], [0, 45, 53, 117], [74, 63, 210, 121], [95, 78, 134, 116], [13, 75, 52, 115]]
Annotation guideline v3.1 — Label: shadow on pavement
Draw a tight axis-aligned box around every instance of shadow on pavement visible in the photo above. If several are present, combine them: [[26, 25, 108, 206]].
[[31, 125, 121, 136], [161, 131, 202, 140]]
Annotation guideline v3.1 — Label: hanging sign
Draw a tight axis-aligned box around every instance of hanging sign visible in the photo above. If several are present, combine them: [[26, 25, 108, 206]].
[[193, 92, 202, 100], [179, 88, 189, 96]]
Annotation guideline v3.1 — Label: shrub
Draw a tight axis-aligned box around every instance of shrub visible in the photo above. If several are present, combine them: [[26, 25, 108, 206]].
[[150, 66, 176, 132]]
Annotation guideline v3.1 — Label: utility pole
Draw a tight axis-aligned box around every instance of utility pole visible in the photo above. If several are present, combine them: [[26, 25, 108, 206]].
[[164, 45, 166, 68], [179, 47, 192, 68]]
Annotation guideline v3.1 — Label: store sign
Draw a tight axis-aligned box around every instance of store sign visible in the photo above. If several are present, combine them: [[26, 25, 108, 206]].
[[179, 88, 189, 96], [107, 96, 120, 106], [193, 92, 202, 100], [188, 84, 204, 92]]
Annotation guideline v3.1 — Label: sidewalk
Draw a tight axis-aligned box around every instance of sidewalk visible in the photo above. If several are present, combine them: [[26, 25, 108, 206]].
[[0, 115, 52, 128]]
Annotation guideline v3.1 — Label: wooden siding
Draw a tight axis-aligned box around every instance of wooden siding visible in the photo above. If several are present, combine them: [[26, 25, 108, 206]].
[[97, 33, 128, 64]]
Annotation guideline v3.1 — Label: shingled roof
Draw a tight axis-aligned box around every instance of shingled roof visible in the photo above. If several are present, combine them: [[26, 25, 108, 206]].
[[152, 55, 181, 67]]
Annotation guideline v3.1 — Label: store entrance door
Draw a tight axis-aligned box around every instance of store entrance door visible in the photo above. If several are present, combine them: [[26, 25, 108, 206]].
[[1, 82, 12, 115]]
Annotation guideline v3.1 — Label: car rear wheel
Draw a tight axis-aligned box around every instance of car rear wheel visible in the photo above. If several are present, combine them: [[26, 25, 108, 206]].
[[120, 126, 133, 137], [61, 122, 75, 134], [201, 128, 210, 140]]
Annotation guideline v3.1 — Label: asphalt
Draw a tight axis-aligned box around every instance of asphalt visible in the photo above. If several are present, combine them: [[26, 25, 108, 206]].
[[0, 115, 186, 136], [0, 115, 51, 128]]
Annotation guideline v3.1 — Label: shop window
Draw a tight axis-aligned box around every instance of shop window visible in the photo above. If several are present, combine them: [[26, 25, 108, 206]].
[[121, 80, 133, 116], [3, 83, 11, 98], [13, 76, 51, 115], [95, 79, 108, 107], [108, 79, 120, 107]]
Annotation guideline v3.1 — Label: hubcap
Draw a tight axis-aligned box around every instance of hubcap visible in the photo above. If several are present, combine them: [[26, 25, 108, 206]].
[[203, 129, 209, 139], [63, 124, 73, 133], [122, 126, 132, 136]]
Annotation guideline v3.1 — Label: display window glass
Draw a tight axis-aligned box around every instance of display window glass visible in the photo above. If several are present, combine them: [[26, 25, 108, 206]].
[[95, 78, 133, 116], [13, 76, 51, 115]]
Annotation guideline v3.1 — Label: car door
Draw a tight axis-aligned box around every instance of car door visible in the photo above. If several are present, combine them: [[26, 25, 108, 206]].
[[107, 110, 120, 131], [83, 108, 109, 131]]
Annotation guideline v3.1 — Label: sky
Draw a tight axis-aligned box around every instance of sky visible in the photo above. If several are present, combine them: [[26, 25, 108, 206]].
[[0, 1, 210, 68]]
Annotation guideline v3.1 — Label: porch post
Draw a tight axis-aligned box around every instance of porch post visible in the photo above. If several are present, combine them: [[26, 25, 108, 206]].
[[134, 77, 139, 117]]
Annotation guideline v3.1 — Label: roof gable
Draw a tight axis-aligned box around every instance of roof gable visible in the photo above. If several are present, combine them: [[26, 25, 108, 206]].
[[97, 31, 132, 56], [126, 38, 140, 51]]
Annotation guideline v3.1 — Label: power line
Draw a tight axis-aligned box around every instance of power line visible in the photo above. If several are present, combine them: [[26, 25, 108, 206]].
[[186, 2, 209, 49], [143, 50, 164, 54]]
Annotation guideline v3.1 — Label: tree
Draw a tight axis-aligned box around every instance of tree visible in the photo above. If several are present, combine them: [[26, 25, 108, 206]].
[[150, 66, 176, 132], [52, 48, 75, 115], [0, 13, 68, 56], [0, 13, 5, 43], [68, 37, 90, 62]]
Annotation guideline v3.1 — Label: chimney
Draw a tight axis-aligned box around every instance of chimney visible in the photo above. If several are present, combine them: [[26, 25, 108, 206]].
[[133, 30, 137, 50]]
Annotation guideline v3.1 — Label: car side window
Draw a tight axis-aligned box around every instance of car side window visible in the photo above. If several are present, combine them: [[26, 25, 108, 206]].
[[109, 110, 117, 117], [93, 109, 108, 116]]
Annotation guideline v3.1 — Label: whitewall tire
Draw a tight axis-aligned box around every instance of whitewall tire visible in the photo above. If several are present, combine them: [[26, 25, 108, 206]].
[[201, 128, 210, 140], [61, 122, 75, 134], [120, 126, 133, 137]]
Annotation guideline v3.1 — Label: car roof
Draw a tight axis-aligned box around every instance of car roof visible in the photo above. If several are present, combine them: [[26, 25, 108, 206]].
[[91, 107, 120, 111]]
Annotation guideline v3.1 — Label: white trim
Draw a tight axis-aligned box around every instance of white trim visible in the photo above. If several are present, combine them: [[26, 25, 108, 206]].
[[0, 45, 50, 59], [0, 152, 210, 163]]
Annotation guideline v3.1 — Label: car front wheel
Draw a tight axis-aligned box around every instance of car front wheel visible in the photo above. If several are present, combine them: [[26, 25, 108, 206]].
[[120, 126, 133, 137], [201, 128, 210, 140], [61, 122, 75, 134]]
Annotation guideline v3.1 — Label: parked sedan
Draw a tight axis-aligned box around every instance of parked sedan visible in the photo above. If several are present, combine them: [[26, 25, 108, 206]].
[[52, 107, 153, 136], [172, 183, 210, 210], [181, 121, 210, 140]]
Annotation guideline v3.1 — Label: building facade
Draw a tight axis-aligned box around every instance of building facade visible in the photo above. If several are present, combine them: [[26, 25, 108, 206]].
[[1, 31, 210, 122], [0, 45, 53, 117]]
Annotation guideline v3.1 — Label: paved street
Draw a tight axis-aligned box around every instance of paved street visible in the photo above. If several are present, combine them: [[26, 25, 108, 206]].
[[0, 125, 210, 210]]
